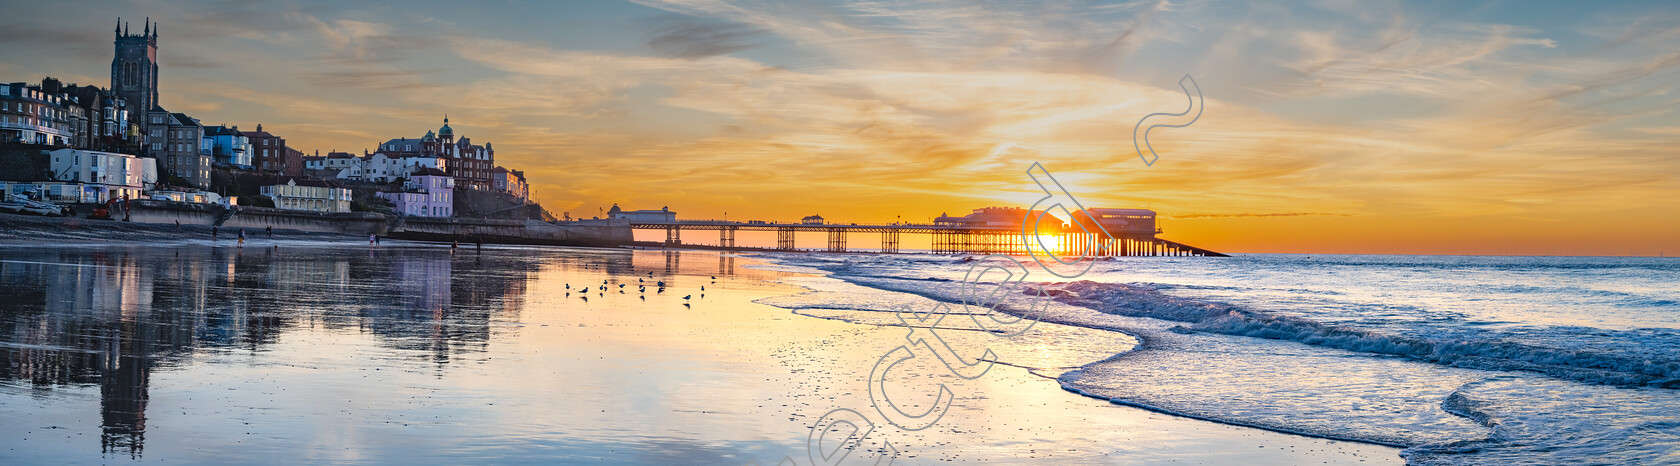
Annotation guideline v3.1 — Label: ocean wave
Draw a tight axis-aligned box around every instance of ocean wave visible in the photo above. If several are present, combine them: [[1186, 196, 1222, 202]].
[[1403, 376, 1680, 464], [1041, 280, 1680, 388]]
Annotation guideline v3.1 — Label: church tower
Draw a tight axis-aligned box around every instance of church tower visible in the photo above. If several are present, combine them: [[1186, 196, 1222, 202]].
[[111, 18, 159, 134]]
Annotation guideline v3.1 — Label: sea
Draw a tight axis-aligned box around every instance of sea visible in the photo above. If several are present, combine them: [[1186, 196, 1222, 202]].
[[750, 252, 1680, 464]]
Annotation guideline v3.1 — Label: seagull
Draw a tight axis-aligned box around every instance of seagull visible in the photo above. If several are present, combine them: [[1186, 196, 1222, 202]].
[[565, 284, 570, 289], [711, 275, 716, 279], [656, 281, 665, 287], [638, 278, 644, 283], [618, 284, 625, 288], [683, 295, 691, 300], [700, 286, 705, 291]]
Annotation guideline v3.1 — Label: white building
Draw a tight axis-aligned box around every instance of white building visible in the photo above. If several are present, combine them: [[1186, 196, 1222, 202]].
[[607, 204, 676, 223], [261, 178, 352, 213], [45, 148, 156, 203], [321, 151, 358, 171], [339, 152, 447, 183]]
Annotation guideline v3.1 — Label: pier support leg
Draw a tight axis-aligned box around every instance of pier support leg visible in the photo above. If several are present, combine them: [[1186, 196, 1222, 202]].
[[827, 229, 847, 252], [719, 227, 736, 248], [777, 228, 795, 250]]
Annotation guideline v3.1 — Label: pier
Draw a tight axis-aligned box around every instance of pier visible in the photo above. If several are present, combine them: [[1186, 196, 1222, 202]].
[[626, 219, 1226, 257]]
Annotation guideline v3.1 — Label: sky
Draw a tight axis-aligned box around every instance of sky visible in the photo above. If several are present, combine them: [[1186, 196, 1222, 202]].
[[2, 0, 1677, 255]]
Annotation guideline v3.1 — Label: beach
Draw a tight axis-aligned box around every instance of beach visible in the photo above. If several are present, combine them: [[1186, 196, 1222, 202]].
[[0, 242, 1403, 464]]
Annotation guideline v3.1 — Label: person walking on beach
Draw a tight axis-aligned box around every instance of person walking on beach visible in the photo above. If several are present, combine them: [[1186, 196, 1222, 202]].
[[237, 229, 246, 247], [370, 234, 377, 246], [213, 227, 218, 239], [266, 226, 272, 238]]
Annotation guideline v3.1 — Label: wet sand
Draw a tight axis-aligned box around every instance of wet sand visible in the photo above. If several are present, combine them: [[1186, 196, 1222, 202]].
[[0, 243, 1400, 463]]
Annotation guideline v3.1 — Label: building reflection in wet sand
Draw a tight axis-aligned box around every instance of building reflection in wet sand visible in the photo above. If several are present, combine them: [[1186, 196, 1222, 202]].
[[0, 245, 546, 458]]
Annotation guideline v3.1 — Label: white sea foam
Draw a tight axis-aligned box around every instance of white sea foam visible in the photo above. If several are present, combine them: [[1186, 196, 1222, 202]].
[[751, 252, 1680, 463]]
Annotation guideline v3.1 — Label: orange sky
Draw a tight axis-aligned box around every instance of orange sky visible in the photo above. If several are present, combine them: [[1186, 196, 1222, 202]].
[[5, 1, 1678, 255]]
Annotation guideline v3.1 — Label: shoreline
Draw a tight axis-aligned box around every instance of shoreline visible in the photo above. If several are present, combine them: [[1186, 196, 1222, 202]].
[[740, 253, 1407, 462], [799, 265, 1452, 451], [778, 266, 1415, 450]]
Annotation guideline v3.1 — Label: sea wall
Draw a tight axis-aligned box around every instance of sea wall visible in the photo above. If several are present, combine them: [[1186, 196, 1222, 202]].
[[116, 200, 631, 246], [125, 199, 387, 235], [387, 217, 630, 247]]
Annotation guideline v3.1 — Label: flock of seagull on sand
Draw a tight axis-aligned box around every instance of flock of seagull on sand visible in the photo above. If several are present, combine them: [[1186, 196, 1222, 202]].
[[564, 272, 719, 308]]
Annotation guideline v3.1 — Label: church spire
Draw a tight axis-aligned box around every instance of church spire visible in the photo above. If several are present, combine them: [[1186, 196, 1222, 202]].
[[116, 18, 121, 37], [144, 18, 149, 36]]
